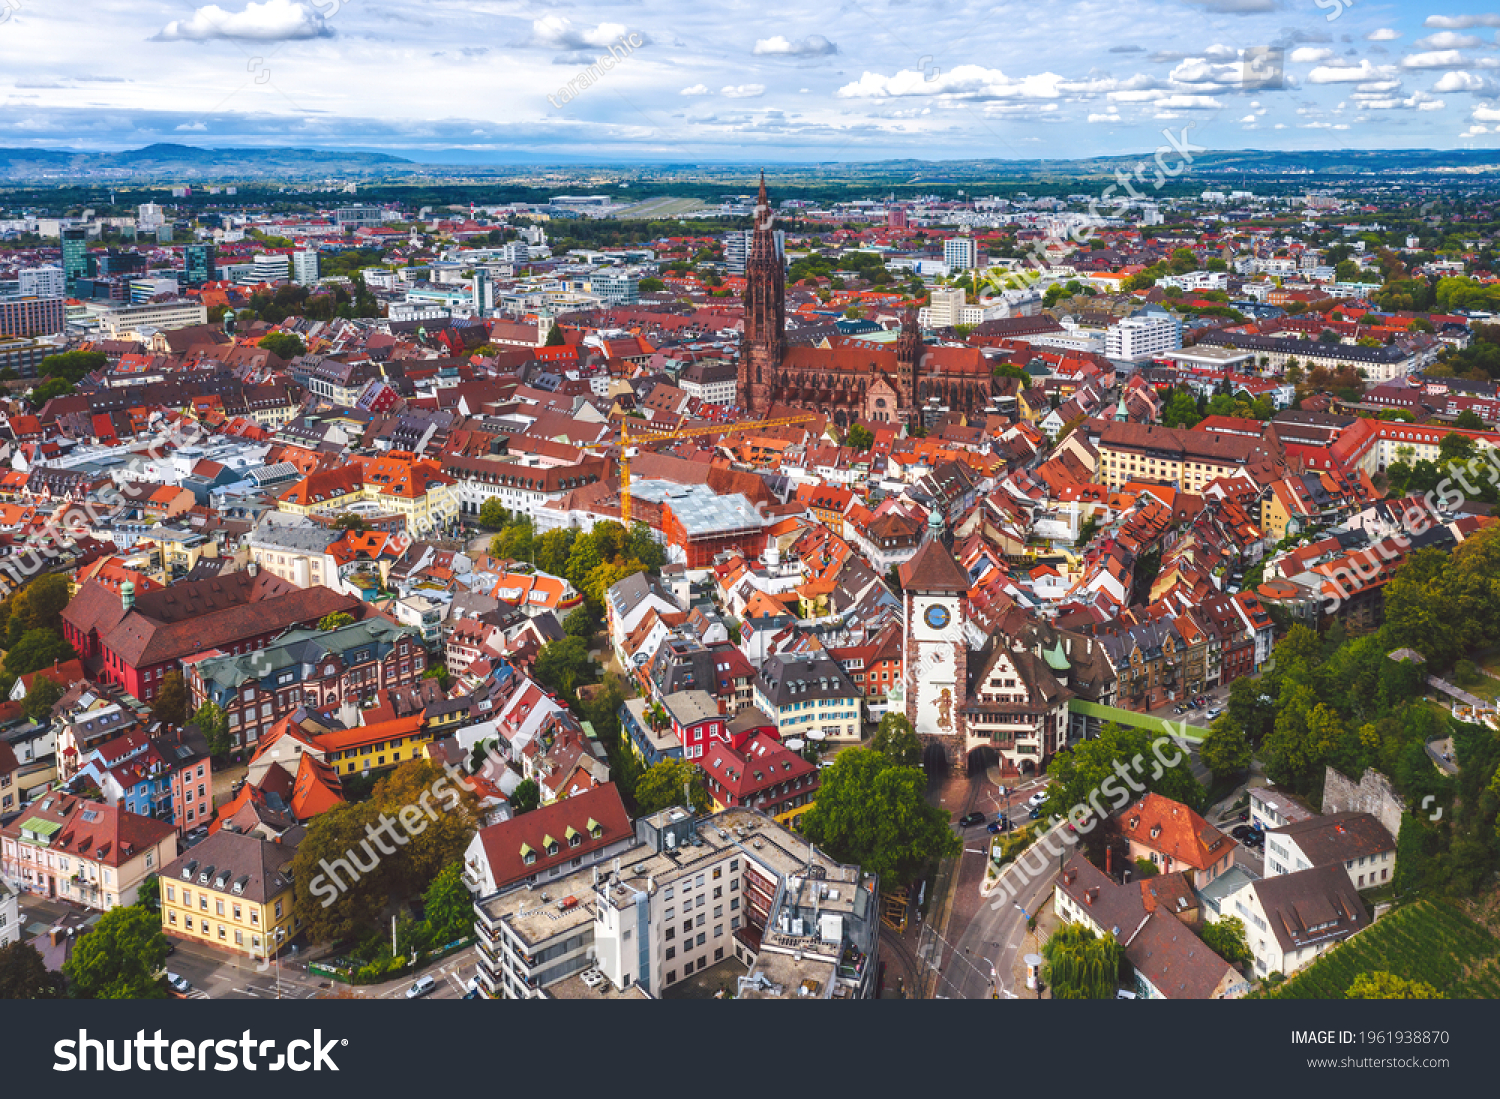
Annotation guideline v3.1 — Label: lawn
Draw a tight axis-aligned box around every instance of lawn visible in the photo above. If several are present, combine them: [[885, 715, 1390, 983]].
[[1266, 899, 1500, 999]]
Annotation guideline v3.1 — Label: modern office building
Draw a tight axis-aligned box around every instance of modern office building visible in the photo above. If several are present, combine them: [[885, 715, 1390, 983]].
[[184, 244, 216, 287], [591, 269, 638, 306], [61, 228, 89, 292], [17, 265, 64, 299], [292, 249, 320, 286], [0, 297, 65, 338]]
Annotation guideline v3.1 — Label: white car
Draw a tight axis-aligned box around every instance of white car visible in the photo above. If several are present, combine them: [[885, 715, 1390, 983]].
[[166, 973, 191, 995], [1026, 791, 1048, 810]]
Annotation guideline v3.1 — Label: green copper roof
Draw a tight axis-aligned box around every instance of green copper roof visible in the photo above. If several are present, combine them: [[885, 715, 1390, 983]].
[[1044, 641, 1071, 672]]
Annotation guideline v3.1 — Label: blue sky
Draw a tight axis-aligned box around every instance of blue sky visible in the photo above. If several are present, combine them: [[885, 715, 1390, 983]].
[[1, 0, 1499, 161]]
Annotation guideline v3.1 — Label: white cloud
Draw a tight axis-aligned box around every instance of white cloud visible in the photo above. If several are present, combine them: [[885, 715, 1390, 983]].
[[1403, 50, 1469, 69], [1168, 58, 1242, 84], [1290, 47, 1336, 63], [752, 35, 837, 57], [1356, 80, 1403, 92], [1307, 60, 1393, 83], [1367, 28, 1402, 41], [1087, 111, 1122, 122], [1433, 71, 1500, 93], [1425, 14, 1500, 28], [156, 0, 330, 42], [1238, 113, 1257, 122], [1473, 104, 1500, 120], [1416, 31, 1487, 49], [175, 121, 208, 131], [836, 65, 1070, 100], [721, 84, 766, 98], [1184, 0, 1276, 11], [679, 84, 711, 96], [528, 16, 632, 50]]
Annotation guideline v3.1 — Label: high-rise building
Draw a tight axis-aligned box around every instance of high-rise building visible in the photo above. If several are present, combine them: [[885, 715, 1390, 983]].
[[137, 203, 165, 232], [943, 236, 977, 272], [887, 205, 909, 229], [17, 266, 64, 299], [725, 229, 749, 275], [0, 297, 65, 338], [184, 243, 216, 287], [292, 249, 320, 286], [249, 253, 291, 282], [921, 287, 966, 329], [471, 267, 493, 315], [61, 228, 88, 293]]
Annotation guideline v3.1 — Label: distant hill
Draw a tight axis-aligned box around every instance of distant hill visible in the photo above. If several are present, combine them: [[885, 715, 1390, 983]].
[[0, 144, 417, 182]]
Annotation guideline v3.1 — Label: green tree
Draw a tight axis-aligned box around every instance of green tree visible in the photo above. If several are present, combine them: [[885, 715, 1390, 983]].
[[799, 748, 960, 886], [22, 676, 64, 723], [533, 636, 597, 701], [332, 512, 367, 532], [290, 801, 390, 942], [10, 574, 70, 635], [370, 759, 481, 896], [1133, 857, 1158, 878], [1200, 916, 1253, 967], [135, 873, 161, 916], [510, 778, 541, 815], [0, 941, 61, 998], [478, 498, 508, 529], [38, 349, 106, 384], [1199, 717, 1253, 781], [1040, 923, 1122, 999], [3, 629, 76, 680], [563, 606, 597, 639], [64, 905, 170, 999], [634, 757, 710, 815], [422, 862, 475, 946], [1453, 410, 1486, 431], [1438, 431, 1477, 463], [844, 424, 875, 451], [871, 712, 923, 769], [1347, 971, 1443, 999], [317, 612, 355, 631], [150, 670, 188, 728], [258, 331, 307, 360], [1042, 722, 1204, 825], [191, 701, 232, 758], [1226, 677, 1276, 743], [544, 324, 566, 347]]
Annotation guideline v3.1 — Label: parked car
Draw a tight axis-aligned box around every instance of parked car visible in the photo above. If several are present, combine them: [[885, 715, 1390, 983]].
[[166, 973, 191, 995], [462, 989, 482, 1000], [1028, 807, 1042, 820], [1231, 824, 1256, 843], [1207, 706, 1224, 720], [1026, 791, 1048, 809], [958, 811, 986, 827], [986, 817, 1009, 834], [405, 975, 437, 999]]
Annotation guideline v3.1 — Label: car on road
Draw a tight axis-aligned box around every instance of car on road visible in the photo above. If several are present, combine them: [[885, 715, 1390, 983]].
[[1172, 705, 1186, 715], [1028, 807, 1042, 820], [1026, 791, 1048, 809], [1207, 706, 1224, 720], [986, 817, 1009, 834], [166, 973, 191, 995], [405, 975, 437, 999], [462, 989, 483, 999], [958, 811, 986, 827]]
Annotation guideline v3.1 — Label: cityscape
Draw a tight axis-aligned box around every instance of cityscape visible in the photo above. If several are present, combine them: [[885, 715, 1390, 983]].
[[0, 0, 1497, 1015]]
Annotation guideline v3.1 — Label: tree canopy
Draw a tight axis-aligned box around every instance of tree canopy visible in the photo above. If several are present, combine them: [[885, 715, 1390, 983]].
[[1346, 971, 1443, 999], [799, 748, 959, 886], [1041, 922, 1122, 999], [1041, 721, 1204, 827], [64, 905, 170, 999], [871, 713, 923, 769], [634, 757, 711, 815], [0, 942, 61, 999]]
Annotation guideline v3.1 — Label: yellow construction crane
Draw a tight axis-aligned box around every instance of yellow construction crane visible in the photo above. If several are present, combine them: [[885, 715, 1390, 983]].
[[585, 412, 816, 525]]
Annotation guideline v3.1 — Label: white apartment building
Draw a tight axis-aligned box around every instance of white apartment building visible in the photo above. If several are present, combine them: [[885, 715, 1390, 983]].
[[18, 265, 65, 299], [920, 287, 966, 328], [292, 250, 320, 286], [473, 805, 880, 1001], [943, 236, 977, 271], [1262, 812, 1395, 892], [1157, 270, 1228, 292], [249, 253, 291, 282], [1218, 864, 1368, 979], [1105, 315, 1181, 362]]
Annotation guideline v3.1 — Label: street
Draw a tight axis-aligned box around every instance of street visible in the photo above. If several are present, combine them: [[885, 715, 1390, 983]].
[[15, 892, 480, 1001]]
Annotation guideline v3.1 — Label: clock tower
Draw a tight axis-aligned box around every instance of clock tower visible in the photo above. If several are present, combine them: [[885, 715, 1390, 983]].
[[898, 537, 971, 765]]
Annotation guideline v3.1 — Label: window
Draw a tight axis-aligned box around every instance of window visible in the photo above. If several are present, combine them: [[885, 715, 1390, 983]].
[[235, 930, 243, 946], [730, 898, 739, 911], [714, 924, 723, 938], [714, 905, 722, 919], [666, 970, 676, 985], [216, 900, 225, 916], [233, 905, 242, 921], [713, 886, 722, 900], [166, 886, 175, 903], [712, 867, 722, 880], [168, 911, 177, 925], [696, 932, 706, 947], [665, 946, 676, 961], [682, 921, 692, 935], [665, 927, 675, 941], [200, 895, 208, 911], [696, 913, 705, 928], [732, 916, 741, 930]]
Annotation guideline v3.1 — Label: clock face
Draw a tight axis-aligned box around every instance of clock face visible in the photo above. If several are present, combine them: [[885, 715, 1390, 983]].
[[924, 604, 951, 630]]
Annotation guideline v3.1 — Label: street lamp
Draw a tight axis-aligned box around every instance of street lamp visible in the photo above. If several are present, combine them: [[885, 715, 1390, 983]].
[[271, 927, 286, 999]]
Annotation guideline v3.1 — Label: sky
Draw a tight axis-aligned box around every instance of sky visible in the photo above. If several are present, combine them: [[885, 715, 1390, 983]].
[[2, 0, 1500, 162]]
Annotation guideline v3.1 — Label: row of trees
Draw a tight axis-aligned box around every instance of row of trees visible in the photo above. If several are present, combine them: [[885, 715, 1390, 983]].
[[483, 515, 666, 615]]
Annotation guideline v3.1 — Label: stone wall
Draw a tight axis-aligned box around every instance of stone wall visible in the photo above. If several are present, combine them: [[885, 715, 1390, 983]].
[[1322, 766, 1404, 840]]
